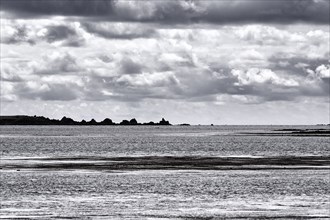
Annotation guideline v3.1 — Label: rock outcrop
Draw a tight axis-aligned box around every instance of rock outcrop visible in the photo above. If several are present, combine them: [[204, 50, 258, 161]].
[[0, 115, 172, 126]]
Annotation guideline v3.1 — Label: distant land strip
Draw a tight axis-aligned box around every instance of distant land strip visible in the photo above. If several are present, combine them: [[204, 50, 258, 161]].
[[0, 115, 173, 126]]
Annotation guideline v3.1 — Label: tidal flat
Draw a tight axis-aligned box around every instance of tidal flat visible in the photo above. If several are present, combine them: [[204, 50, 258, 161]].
[[0, 125, 329, 219]]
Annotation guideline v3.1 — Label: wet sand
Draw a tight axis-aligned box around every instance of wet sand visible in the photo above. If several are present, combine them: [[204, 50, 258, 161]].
[[1, 126, 329, 219], [1, 169, 329, 219]]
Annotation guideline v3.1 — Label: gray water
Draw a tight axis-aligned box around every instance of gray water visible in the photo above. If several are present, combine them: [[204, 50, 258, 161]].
[[0, 125, 329, 219]]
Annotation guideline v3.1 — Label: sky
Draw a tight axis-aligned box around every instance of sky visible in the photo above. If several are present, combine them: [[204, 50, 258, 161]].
[[0, 0, 329, 125]]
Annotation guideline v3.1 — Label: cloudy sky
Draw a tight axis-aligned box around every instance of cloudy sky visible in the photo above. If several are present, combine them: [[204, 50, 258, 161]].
[[0, 0, 329, 124]]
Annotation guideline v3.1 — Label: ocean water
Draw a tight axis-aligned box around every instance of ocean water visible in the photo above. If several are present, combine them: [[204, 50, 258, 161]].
[[0, 125, 329, 219]]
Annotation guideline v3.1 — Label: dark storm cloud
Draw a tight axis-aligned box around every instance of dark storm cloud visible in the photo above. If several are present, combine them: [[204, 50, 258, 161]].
[[43, 25, 86, 47], [119, 58, 143, 75], [82, 22, 156, 39], [44, 25, 76, 42], [1, 0, 329, 24], [0, 0, 116, 17], [199, 0, 330, 24]]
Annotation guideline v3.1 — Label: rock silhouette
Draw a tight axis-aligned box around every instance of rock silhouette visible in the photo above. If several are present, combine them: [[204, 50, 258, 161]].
[[119, 120, 130, 125], [60, 116, 75, 125], [159, 118, 170, 125], [100, 118, 114, 125], [0, 115, 172, 126], [88, 119, 98, 125], [129, 118, 138, 125]]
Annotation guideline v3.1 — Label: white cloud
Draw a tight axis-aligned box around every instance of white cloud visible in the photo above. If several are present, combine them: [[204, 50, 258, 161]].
[[308, 64, 330, 78], [316, 64, 330, 78], [117, 71, 179, 87], [1, 15, 329, 125], [307, 30, 330, 46], [1, 19, 89, 47], [229, 49, 267, 69], [31, 52, 82, 75], [234, 25, 306, 45], [232, 68, 299, 87]]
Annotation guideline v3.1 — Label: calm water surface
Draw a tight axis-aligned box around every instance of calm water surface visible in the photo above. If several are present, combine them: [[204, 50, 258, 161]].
[[0, 125, 329, 219]]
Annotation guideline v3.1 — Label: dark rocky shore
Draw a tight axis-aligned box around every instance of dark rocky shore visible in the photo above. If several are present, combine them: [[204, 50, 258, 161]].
[[2, 156, 329, 171], [240, 128, 330, 137], [0, 115, 171, 126]]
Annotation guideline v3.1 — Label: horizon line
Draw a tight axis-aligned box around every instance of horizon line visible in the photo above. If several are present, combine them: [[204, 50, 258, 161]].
[[0, 114, 329, 126]]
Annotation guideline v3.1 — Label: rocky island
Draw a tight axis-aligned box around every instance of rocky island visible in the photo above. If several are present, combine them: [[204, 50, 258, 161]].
[[0, 115, 171, 126]]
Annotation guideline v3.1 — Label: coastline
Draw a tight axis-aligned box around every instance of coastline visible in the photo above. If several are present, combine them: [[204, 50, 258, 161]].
[[2, 155, 329, 171]]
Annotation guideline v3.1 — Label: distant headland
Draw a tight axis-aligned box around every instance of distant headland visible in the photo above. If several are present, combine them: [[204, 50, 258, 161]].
[[0, 115, 172, 126]]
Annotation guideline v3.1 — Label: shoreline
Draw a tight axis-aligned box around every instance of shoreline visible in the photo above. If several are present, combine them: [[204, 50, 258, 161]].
[[2, 155, 329, 171]]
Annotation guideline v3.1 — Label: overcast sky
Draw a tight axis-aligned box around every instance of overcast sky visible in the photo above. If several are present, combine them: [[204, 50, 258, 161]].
[[1, 0, 329, 124]]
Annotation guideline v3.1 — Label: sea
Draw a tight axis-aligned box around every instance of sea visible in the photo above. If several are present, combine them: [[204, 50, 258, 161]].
[[0, 125, 329, 219]]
